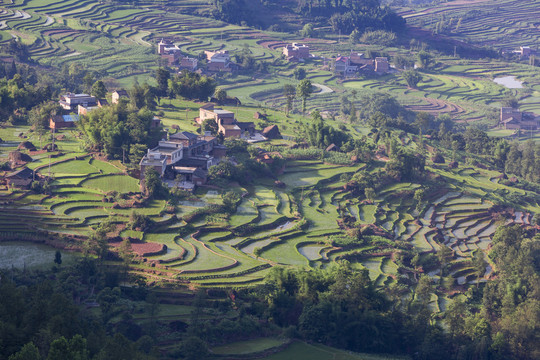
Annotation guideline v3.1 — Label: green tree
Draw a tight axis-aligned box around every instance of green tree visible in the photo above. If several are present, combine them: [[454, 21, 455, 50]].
[[296, 79, 313, 115], [417, 51, 433, 69], [155, 68, 170, 97], [54, 250, 62, 266], [293, 67, 307, 80], [402, 69, 422, 88], [143, 167, 166, 199], [214, 87, 227, 104], [221, 191, 241, 212], [8, 343, 40, 360], [283, 84, 296, 115], [300, 23, 315, 38], [179, 337, 208, 360], [91, 80, 107, 99]]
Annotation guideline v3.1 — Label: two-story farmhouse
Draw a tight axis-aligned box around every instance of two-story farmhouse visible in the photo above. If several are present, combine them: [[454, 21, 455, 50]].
[[196, 104, 255, 138], [139, 130, 225, 190], [59, 93, 97, 112], [334, 56, 357, 76], [283, 43, 310, 62], [205, 50, 232, 72]]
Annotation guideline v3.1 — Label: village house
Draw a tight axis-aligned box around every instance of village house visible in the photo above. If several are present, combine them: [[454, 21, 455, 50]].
[[205, 50, 232, 72], [333, 53, 390, 74], [334, 56, 357, 76], [49, 115, 80, 130], [500, 107, 540, 130], [179, 56, 198, 71], [261, 125, 282, 139], [4, 167, 35, 190], [520, 46, 532, 57], [158, 39, 182, 66], [111, 89, 129, 104], [375, 57, 389, 73], [196, 104, 255, 138], [349, 53, 372, 66], [139, 130, 225, 190], [283, 43, 310, 62], [59, 93, 97, 112]]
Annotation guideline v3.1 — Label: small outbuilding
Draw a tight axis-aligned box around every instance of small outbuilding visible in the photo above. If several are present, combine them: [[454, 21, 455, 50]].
[[325, 143, 340, 152], [5, 167, 35, 189], [262, 125, 282, 139]]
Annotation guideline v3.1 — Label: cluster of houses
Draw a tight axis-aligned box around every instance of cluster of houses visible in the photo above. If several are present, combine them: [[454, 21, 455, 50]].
[[50, 90, 133, 129], [158, 39, 237, 73], [499, 107, 540, 130], [139, 130, 226, 190], [158, 39, 199, 70], [504, 45, 537, 59], [333, 52, 390, 77], [138, 104, 281, 190]]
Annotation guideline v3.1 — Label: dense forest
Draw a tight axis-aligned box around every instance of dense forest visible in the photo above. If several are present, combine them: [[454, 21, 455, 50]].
[[210, 0, 405, 33]]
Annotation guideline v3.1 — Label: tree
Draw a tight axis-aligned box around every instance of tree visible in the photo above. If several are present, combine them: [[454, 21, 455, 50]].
[[221, 191, 241, 212], [293, 67, 307, 80], [214, 87, 227, 104], [300, 23, 315, 38], [437, 245, 453, 283], [417, 51, 433, 69], [296, 79, 313, 115], [155, 68, 170, 97], [283, 84, 296, 115], [91, 80, 107, 99], [501, 94, 519, 109], [402, 69, 422, 88], [365, 187, 376, 201], [179, 337, 208, 360], [394, 55, 414, 70], [8, 342, 40, 360], [472, 250, 487, 286], [144, 167, 167, 199], [54, 250, 62, 266], [349, 29, 361, 44]]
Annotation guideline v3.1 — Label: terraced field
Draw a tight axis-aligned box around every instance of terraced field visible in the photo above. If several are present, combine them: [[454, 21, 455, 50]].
[[2, 140, 537, 297], [400, 0, 540, 50], [3, 0, 540, 125]]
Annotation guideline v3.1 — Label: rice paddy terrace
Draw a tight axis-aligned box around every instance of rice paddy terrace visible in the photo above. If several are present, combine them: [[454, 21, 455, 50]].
[[1, 123, 538, 319], [399, 0, 540, 51], [2, 0, 540, 125]]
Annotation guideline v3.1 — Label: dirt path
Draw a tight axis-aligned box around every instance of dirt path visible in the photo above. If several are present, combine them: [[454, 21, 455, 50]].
[[313, 83, 333, 94]]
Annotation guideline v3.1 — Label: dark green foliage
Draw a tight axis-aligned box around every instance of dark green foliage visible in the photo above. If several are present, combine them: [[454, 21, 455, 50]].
[[143, 168, 167, 199], [293, 67, 306, 80], [155, 68, 170, 97], [296, 79, 312, 115], [77, 102, 161, 161], [169, 71, 216, 101], [0, 76, 53, 123], [28, 101, 63, 131], [304, 111, 350, 148], [91, 80, 107, 99], [283, 84, 296, 115], [385, 145, 425, 181], [54, 251, 62, 266], [402, 69, 423, 88], [130, 211, 153, 232]]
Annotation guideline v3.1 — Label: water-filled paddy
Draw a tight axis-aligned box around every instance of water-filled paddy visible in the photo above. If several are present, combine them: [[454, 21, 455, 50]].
[[0, 242, 77, 269]]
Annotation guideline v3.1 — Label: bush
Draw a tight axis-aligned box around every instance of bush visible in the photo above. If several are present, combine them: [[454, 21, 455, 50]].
[[360, 30, 397, 46]]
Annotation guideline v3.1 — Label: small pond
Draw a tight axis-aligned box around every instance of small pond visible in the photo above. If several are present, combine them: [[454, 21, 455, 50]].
[[493, 76, 523, 89], [0, 242, 77, 269]]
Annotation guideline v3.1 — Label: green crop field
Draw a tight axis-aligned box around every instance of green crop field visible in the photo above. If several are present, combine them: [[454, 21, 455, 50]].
[[261, 341, 410, 360]]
